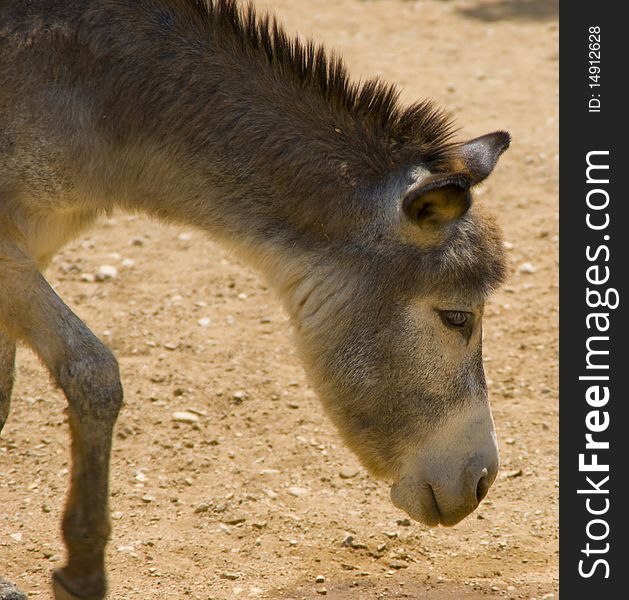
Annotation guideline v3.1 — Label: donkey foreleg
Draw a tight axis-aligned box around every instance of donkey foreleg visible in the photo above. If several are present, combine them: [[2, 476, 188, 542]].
[[0, 329, 16, 433], [0, 323, 25, 600], [0, 246, 122, 600]]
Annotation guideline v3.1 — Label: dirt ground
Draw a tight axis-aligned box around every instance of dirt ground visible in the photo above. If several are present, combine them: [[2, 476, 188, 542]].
[[0, 0, 558, 598]]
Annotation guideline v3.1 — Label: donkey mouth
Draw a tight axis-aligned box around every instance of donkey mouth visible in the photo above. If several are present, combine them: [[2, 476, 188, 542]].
[[390, 476, 484, 527], [423, 484, 443, 525], [390, 477, 442, 526]]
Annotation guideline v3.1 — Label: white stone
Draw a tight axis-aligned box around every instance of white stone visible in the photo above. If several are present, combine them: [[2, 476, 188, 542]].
[[339, 466, 360, 479], [171, 411, 199, 424], [518, 262, 537, 274], [95, 265, 118, 281]]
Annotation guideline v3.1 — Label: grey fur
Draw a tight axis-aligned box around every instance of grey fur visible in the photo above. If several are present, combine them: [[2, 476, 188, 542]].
[[0, 1, 509, 597]]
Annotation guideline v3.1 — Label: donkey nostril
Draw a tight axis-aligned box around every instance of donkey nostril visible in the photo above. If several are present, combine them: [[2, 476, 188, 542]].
[[475, 468, 490, 503]]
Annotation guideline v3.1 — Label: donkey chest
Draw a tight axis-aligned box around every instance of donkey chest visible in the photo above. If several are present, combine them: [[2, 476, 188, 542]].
[[17, 207, 98, 267]]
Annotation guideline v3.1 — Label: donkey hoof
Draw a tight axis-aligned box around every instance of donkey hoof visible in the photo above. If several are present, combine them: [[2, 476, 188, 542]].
[[52, 571, 92, 600], [52, 575, 81, 600], [0, 577, 27, 600]]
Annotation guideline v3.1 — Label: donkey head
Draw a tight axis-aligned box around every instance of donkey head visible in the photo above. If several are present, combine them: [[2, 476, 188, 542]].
[[282, 131, 510, 526]]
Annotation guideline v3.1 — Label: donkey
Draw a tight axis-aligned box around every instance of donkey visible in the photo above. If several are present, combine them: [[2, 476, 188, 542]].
[[0, 0, 510, 598]]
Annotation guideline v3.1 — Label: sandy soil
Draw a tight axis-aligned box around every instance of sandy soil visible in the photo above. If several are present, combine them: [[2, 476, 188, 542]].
[[0, 0, 559, 598]]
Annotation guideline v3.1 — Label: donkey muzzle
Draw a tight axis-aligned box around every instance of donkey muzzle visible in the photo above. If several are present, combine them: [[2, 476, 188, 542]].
[[390, 403, 499, 526]]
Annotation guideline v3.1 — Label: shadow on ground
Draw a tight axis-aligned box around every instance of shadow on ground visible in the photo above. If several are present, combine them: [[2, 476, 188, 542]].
[[276, 577, 495, 599], [362, 0, 558, 23], [457, 0, 558, 22]]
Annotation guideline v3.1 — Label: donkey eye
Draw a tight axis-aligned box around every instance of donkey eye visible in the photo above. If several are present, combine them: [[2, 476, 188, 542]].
[[439, 310, 472, 329]]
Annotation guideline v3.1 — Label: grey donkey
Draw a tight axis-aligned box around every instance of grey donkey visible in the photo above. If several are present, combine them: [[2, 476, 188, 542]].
[[0, 0, 510, 598]]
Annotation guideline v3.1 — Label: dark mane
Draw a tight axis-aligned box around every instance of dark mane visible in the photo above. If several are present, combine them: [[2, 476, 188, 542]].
[[176, 0, 458, 174]]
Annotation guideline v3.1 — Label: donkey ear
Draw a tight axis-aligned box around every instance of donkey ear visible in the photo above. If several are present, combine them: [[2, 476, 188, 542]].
[[402, 173, 471, 228], [458, 131, 511, 185]]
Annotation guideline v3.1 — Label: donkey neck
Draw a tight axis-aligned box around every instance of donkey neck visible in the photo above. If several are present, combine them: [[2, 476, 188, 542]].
[[86, 4, 394, 277], [67, 2, 449, 285]]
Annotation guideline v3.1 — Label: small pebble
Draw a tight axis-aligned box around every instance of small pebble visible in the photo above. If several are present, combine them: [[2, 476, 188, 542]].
[[339, 467, 359, 479], [220, 572, 240, 581], [95, 265, 118, 281], [287, 487, 308, 497], [505, 469, 524, 478], [341, 535, 367, 549], [198, 317, 211, 327], [315, 575, 325, 584], [171, 411, 199, 424], [518, 262, 537, 274], [232, 390, 248, 404]]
